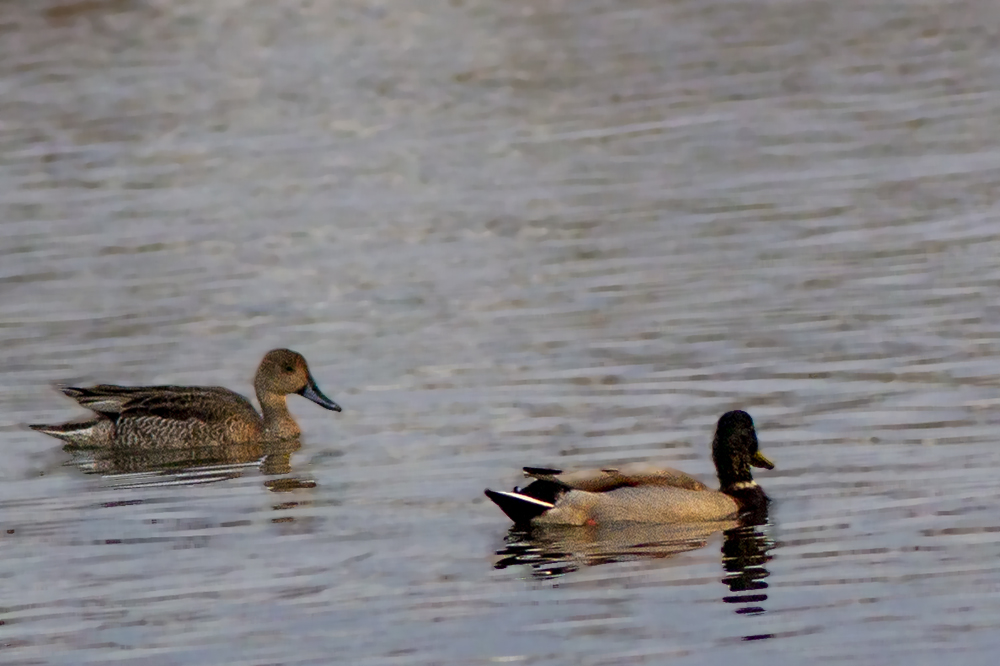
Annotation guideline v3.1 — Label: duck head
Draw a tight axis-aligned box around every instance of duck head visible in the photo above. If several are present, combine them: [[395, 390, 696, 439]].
[[712, 410, 773, 492], [255, 349, 342, 412]]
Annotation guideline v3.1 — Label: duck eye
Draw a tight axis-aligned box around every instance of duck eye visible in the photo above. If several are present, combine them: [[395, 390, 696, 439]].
[[284, 365, 295, 373]]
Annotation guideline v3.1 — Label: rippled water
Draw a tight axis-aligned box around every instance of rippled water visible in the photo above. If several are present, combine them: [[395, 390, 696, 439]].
[[4, 0, 1000, 663]]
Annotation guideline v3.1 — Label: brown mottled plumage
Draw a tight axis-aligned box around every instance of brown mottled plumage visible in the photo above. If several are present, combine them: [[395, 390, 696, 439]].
[[29, 349, 341, 448], [484, 410, 774, 525]]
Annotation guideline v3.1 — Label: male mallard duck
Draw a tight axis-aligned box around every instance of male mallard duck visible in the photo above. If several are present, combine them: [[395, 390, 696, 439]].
[[29, 349, 341, 448], [484, 410, 773, 525]]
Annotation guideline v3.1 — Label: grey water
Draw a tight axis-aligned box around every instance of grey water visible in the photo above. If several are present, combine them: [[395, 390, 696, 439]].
[[3, 0, 1000, 664]]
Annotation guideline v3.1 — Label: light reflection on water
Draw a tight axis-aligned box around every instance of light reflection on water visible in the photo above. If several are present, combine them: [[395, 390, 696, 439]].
[[3, 0, 1000, 663]]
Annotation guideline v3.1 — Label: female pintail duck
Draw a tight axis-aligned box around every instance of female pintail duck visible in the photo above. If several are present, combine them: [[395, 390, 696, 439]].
[[29, 349, 341, 448], [484, 410, 773, 525]]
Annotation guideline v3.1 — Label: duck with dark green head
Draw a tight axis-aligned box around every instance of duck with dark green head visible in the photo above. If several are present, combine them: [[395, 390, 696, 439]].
[[711, 409, 773, 515], [484, 410, 774, 525]]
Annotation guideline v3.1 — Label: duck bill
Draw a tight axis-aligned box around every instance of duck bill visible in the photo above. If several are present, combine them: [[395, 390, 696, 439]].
[[298, 375, 342, 412], [751, 451, 774, 470]]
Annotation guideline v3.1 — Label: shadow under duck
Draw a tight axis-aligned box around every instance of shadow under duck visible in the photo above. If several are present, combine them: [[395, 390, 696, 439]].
[[29, 349, 341, 448], [484, 410, 773, 525]]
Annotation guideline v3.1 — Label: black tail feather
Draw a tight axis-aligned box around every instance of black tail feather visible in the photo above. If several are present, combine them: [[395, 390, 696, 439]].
[[484, 489, 553, 524], [523, 466, 562, 476]]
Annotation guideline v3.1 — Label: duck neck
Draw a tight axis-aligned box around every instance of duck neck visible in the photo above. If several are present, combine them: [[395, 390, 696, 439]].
[[717, 468, 755, 493], [256, 389, 300, 439], [723, 483, 769, 514], [714, 457, 754, 493], [713, 434, 756, 493], [715, 453, 769, 514]]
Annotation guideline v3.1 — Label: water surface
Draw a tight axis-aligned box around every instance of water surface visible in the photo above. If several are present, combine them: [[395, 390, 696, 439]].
[[4, 0, 1000, 664]]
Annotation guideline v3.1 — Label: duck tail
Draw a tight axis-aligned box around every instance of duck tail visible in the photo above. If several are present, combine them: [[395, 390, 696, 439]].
[[28, 420, 112, 447], [484, 489, 554, 524]]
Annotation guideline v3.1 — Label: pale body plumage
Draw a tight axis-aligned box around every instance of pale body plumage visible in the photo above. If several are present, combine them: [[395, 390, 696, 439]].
[[529, 484, 745, 525]]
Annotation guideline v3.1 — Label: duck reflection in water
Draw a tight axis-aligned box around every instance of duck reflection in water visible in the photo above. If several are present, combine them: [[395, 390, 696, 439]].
[[494, 518, 746, 579], [720, 507, 774, 621], [65, 437, 320, 492], [495, 511, 775, 595]]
